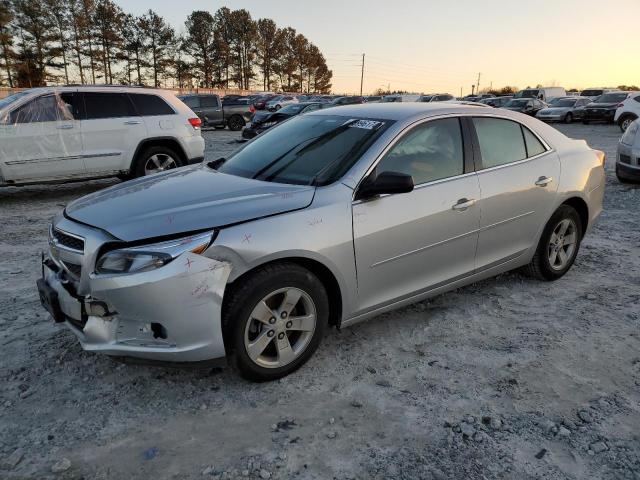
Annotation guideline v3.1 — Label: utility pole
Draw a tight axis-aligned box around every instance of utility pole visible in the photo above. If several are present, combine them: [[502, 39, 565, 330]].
[[360, 53, 365, 96], [476, 72, 481, 94], [460, 86, 463, 97]]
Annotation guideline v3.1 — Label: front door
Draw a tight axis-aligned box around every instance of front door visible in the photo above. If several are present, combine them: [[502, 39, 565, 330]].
[[352, 117, 480, 312], [471, 117, 561, 270], [0, 92, 84, 182], [80, 91, 147, 174]]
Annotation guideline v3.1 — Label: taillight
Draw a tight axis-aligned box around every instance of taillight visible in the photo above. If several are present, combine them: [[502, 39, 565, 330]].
[[249, 104, 256, 113], [188, 117, 202, 129]]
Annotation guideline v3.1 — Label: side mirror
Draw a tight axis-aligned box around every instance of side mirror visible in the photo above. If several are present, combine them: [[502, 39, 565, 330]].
[[355, 171, 414, 201]]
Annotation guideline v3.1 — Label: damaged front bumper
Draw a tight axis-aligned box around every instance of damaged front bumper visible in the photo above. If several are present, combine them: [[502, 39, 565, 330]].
[[38, 250, 231, 364]]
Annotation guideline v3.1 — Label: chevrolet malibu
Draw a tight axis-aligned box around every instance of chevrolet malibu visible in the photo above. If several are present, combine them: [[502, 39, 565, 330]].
[[38, 104, 605, 381]]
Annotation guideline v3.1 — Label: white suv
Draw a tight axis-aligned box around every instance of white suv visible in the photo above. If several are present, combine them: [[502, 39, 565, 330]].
[[0, 86, 205, 186], [614, 92, 640, 132]]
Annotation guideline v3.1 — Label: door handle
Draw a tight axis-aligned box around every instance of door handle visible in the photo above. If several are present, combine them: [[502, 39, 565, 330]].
[[124, 120, 142, 125], [535, 176, 553, 187], [57, 124, 74, 130], [452, 198, 476, 211]]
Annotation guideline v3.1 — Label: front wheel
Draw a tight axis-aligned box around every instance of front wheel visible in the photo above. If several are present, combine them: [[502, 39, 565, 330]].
[[619, 115, 636, 132], [525, 205, 582, 281], [227, 115, 245, 131], [223, 263, 329, 381], [564, 113, 573, 124], [134, 146, 182, 177]]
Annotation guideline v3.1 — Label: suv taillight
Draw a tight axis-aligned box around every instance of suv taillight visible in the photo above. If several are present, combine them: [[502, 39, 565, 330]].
[[188, 117, 202, 129], [249, 105, 256, 113]]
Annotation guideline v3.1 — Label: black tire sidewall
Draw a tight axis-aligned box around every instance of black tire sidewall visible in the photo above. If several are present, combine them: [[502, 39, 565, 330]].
[[134, 146, 182, 177], [225, 265, 329, 381], [227, 116, 245, 131], [535, 205, 583, 280], [565, 113, 572, 124]]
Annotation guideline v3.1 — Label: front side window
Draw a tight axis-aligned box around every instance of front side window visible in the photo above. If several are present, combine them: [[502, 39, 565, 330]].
[[83, 92, 136, 119], [9, 94, 62, 123], [376, 118, 464, 185], [130, 94, 175, 116], [217, 115, 393, 185], [473, 117, 526, 168]]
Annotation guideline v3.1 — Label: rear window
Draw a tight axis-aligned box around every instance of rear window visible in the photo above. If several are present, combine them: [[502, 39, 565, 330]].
[[595, 93, 628, 103], [581, 90, 602, 97], [83, 92, 135, 119], [129, 94, 174, 116], [180, 96, 199, 108]]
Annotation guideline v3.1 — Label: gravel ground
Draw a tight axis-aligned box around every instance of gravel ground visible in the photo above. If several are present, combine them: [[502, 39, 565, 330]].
[[1, 123, 639, 480]]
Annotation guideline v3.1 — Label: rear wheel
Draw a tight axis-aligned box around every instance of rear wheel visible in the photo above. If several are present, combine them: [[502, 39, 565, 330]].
[[227, 115, 245, 131], [223, 263, 329, 381], [134, 146, 182, 177], [618, 115, 637, 132], [564, 113, 573, 124], [525, 205, 582, 281]]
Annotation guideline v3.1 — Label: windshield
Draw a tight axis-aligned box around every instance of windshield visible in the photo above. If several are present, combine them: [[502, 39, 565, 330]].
[[581, 90, 602, 97], [552, 99, 577, 108], [506, 99, 528, 107], [279, 104, 306, 114], [0, 91, 31, 110], [594, 93, 627, 103], [217, 115, 392, 186], [514, 89, 539, 99]]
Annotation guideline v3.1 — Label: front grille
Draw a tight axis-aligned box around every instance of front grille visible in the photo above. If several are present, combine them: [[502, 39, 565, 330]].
[[619, 154, 631, 164], [62, 261, 82, 278], [52, 229, 84, 252]]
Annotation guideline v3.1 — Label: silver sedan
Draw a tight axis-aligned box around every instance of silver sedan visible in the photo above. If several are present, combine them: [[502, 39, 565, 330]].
[[38, 103, 605, 381]]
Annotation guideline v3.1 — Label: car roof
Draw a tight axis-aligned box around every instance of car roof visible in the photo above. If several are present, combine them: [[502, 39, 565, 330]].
[[308, 102, 497, 121]]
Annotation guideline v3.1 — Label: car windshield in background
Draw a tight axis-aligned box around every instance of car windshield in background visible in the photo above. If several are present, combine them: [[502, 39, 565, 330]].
[[553, 100, 577, 108], [506, 99, 528, 106], [217, 115, 392, 186], [595, 93, 627, 103], [0, 91, 31, 110], [515, 90, 538, 98], [279, 104, 306, 114], [581, 90, 602, 97]]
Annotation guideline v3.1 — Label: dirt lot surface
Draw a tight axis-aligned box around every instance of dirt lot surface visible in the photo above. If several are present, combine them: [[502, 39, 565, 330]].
[[1, 124, 639, 480]]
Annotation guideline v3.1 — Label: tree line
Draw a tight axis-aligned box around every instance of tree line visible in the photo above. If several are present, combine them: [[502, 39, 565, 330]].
[[0, 0, 333, 93]]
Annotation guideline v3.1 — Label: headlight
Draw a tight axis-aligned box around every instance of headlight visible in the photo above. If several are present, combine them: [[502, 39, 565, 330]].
[[95, 231, 215, 275]]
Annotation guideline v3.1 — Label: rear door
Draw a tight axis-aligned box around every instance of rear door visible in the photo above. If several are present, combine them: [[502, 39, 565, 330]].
[[0, 92, 84, 182], [471, 116, 560, 270], [80, 91, 148, 174], [352, 117, 480, 312]]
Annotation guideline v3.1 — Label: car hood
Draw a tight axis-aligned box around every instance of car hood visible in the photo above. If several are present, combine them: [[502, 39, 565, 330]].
[[64, 165, 315, 242]]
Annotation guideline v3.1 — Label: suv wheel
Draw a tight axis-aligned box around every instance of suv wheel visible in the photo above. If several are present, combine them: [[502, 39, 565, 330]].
[[223, 262, 329, 381], [134, 146, 182, 177], [618, 115, 637, 132], [525, 205, 582, 281], [227, 115, 245, 131]]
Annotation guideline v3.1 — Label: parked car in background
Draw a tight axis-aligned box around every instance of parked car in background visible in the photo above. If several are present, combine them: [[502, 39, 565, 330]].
[[266, 95, 299, 111], [1, 86, 204, 185], [381, 94, 421, 102], [418, 94, 455, 102], [480, 96, 513, 107], [364, 95, 383, 103], [536, 97, 592, 123], [242, 102, 329, 139], [178, 94, 252, 131], [580, 88, 615, 100], [331, 96, 364, 106], [614, 92, 640, 132], [616, 119, 640, 182], [582, 92, 631, 124], [502, 98, 546, 116], [252, 94, 278, 111], [514, 87, 566, 103], [37, 102, 605, 380]]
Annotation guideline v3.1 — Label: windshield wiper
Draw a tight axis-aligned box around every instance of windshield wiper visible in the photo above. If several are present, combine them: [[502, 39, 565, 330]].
[[207, 157, 226, 170]]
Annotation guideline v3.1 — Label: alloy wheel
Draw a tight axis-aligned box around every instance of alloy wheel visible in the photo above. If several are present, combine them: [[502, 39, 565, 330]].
[[144, 153, 178, 175], [243, 287, 317, 369], [547, 218, 577, 271], [621, 118, 633, 131]]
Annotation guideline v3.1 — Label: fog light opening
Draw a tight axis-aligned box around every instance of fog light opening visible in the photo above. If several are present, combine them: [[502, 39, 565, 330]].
[[151, 323, 167, 339]]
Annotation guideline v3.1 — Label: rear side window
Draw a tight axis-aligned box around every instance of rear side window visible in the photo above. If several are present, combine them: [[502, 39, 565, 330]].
[[473, 118, 526, 168], [199, 96, 219, 108], [522, 127, 546, 157], [82, 92, 136, 119], [376, 118, 464, 185], [129, 94, 174, 116], [181, 96, 199, 108]]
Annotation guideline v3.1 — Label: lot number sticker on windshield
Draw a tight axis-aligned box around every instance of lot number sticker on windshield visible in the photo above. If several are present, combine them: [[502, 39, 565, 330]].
[[349, 119, 383, 130]]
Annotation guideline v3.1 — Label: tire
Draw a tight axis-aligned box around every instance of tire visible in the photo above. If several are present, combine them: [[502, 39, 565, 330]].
[[223, 262, 329, 381], [227, 115, 245, 131], [618, 115, 637, 132], [564, 113, 573, 124], [525, 205, 583, 281], [274, 104, 281, 111], [582, 120, 590, 125], [133, 145, 182, 178]]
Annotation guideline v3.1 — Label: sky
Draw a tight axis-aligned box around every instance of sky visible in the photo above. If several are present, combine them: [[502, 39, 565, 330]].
[[114, 0, 640, 95]]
